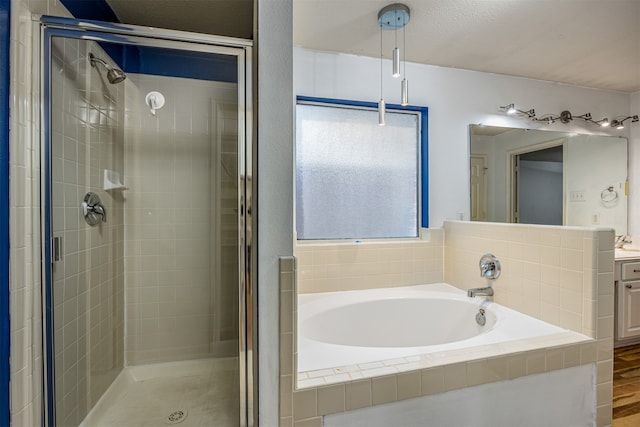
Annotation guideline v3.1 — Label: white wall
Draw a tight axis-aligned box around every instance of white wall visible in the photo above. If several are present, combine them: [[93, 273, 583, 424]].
[[324, 365, 595, 427], [294, 48, 631, 228], [258, 0, 294, 425], [565, 135, 628, 232], [629, 91, 640, 237]]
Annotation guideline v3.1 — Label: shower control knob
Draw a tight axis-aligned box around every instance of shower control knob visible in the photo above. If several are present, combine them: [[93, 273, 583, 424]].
[[82, 192, 107, 226]]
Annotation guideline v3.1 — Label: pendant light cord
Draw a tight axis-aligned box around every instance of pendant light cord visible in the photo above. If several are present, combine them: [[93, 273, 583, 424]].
[[394, 11, 398, 53], [380, 23, 383, 98], [403, 21, 406, 78]]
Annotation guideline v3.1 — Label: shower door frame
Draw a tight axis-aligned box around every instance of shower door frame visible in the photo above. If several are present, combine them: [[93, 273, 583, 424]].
[[39, 16, 255, 427]]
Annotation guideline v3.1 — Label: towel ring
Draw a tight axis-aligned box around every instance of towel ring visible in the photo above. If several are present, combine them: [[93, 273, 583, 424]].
[[601, 186, 618, 204]]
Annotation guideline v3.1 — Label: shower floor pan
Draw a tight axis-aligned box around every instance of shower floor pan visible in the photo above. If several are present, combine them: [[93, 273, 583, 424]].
[[79, 358, 239, 427]]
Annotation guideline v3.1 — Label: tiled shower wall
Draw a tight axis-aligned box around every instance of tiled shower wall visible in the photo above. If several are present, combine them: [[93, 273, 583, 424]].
[[49, 38, 125, 426], [123, 74, 238, 364]]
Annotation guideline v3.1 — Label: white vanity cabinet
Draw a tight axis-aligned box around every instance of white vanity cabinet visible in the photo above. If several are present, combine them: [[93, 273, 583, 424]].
[[615, 259, 640, 341]]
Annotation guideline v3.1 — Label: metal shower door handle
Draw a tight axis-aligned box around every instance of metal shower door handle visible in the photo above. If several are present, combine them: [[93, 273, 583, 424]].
[[82, 192, 107, 226]]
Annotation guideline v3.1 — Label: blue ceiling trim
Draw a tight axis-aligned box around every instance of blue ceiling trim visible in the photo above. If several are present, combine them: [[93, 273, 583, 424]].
[[58, 0, 238, 83], [0, 0, 11, 425], [103, 44, 238, 83], [128, 46, 237, 83]]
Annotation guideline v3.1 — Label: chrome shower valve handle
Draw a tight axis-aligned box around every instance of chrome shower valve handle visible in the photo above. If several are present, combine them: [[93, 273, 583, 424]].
[[479, 253, 500, 280], [82, 192, 107, 226]]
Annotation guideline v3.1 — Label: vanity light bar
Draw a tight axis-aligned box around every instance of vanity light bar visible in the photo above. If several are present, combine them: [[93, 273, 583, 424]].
[[611, 115, 639, 130], [500, 104, 535, 118], [500, 104, 638, 130]]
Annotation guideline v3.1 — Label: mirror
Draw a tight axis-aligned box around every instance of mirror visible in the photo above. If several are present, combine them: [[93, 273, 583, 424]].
[[469, 124, 627, 234]]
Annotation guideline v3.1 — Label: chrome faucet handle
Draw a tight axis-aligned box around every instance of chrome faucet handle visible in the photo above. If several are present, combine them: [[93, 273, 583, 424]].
[[479, 253, 501, 280], [615, 235, 632, 248], [82, 192, 107, 226]]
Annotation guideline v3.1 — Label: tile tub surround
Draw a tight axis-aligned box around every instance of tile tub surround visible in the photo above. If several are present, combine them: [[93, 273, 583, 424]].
[[283, 221, 615, 426], [281, 261, 597, 427], [443, 221, 615, 426], [443, 220, 611, 337], [295, 228, 444, 294]]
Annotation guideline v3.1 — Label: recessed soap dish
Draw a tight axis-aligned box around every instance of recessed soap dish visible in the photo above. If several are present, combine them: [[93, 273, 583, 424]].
[[103, 169, 128, 191]]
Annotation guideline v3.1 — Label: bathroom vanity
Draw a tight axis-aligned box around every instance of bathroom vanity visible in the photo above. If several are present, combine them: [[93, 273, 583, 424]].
[[615, 251, 640, 346]]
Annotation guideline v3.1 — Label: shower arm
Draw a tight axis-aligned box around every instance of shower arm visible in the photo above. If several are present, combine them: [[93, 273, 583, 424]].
[[89, 53, 112, 70]]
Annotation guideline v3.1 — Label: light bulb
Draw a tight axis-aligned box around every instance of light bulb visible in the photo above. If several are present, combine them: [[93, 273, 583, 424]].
[[378, 99, 386, 126], [401, 79, 408, 106], [392, 47, 400, 78], [506, 104, 517, 115]]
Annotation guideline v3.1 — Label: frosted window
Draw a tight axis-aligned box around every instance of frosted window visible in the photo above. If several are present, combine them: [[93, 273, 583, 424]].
[[296, 103, 420, 240]]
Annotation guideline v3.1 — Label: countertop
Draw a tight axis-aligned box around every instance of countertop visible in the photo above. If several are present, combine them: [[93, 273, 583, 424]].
[[615, 249, 640, 260]]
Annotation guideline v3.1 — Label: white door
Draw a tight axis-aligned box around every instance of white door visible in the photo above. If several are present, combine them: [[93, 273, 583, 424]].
[[470, 156, 487, 221]]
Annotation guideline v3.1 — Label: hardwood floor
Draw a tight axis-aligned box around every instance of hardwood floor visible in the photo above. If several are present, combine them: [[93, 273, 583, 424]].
[[613, 344, 640, 426]]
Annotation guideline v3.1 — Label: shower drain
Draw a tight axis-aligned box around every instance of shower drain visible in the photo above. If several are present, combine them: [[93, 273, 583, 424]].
[[165, 409, 188, 425]]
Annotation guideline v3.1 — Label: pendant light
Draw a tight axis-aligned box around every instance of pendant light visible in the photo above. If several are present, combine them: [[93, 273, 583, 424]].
[[378, 3, 411, 116], [392, 11, 400, 78], [400, 17, 409, 106]]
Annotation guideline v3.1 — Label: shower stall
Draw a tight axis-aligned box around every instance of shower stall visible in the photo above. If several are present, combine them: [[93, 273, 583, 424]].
[[40, 17, 254, 426]]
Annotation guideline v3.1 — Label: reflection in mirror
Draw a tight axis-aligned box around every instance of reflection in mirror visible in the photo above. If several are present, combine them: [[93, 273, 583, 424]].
[[469, 125, 627, 234]]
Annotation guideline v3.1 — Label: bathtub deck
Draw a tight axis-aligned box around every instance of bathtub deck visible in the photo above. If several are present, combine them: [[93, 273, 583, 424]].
[[297, 283, 592, 389]]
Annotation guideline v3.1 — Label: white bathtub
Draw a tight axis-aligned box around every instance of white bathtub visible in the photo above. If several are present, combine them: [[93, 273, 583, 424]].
[[298, 283, 572, 373]]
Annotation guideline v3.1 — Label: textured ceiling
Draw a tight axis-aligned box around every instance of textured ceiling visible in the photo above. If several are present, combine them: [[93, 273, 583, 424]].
[[103, 0, 639, 93], [294, 0, 640, 93]]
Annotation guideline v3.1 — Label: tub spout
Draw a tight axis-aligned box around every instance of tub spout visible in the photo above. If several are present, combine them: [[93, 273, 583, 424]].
[[467, 286, 494, 298]]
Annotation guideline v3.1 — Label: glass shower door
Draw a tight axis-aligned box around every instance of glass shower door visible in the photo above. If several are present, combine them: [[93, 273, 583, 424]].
[[42, 18, 252, 427], [47, 35, 126, 426]]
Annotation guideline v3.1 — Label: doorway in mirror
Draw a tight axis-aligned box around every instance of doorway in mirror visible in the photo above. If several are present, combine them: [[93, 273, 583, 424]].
[[512, 145, 563, 225], [469, 124, 628, 235]]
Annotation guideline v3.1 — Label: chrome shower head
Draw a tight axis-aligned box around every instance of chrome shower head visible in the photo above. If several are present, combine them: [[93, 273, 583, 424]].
[[106, 68, 127, 84], [89, 52, 127, 84]]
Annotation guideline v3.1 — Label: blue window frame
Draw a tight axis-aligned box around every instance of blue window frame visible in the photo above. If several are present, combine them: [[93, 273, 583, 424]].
[[295, 96, 428, 239]]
